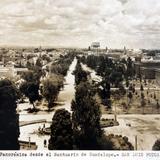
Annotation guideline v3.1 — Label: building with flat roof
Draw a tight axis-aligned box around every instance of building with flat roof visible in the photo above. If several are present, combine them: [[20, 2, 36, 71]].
[[91, 42, 100, 49]]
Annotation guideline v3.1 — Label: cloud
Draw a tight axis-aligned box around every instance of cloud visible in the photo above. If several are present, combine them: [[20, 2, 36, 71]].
[[0, 0, 159, 48]]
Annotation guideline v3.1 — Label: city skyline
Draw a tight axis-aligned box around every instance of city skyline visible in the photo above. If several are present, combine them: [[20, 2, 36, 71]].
[[0, 0, 160, 49]]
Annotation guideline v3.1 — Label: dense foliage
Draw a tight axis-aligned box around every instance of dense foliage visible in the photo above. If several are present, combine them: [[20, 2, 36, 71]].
[[49, 109, 73, 150], [50, 53, 75, 76], [74, 60, 88, 85], [152, 139, 160, 150], [71, 82, 102, 149], [0, 79, 20, 149], [41, 75, 64, 110], [20, 82, 40, 109]]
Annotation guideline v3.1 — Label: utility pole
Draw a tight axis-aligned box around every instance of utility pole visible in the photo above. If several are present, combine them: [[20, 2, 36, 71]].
[[114, 100, 117, 122], [28, 137, 31, 149], [126, 87, 129, 113], [135, 135, 138, 150], [112, 95, 118, 122]]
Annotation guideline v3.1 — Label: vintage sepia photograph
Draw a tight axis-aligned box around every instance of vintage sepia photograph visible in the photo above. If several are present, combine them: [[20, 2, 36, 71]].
[[0, 0, 160, 151]]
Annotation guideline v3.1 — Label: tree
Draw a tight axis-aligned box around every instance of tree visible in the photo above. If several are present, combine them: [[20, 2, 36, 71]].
[[156, 100, 159, 109], [141, 92, 146, 113], [109, 71, 123, 87], [96, 56, 106, 76], [119, 84, 126, 96], [50, 54, 74, 76], [126, 78, 129, 87], [154, 92, 156, 99], [99, 78, 111, 108], [51, 63, 69, 76], [74, 60, 88, 85], [41, 75, 63, 110], [140, 84, 144, 92], [141, 92, 145, 101], [35, 58, 43, 67], [98, 135, 114, 150], [20, 82, 40, 109], [21, 70, 41, 83], [48, 109, 73, 150], [152, 139, 160, 150], [0, 79, 20, 149], [128, 92, 133, 105], [71, 82, 102, 149], [26, 60, 34, 69], [126, 57, 134, 78], [86, 55, 97, 69]]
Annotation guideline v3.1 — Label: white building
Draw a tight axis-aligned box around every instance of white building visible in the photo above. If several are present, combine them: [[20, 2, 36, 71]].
[[0, 62, 28, 79]]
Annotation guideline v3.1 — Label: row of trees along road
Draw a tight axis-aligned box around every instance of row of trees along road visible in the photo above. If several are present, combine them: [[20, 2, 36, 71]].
[[81, 54, 135, 87], [74, 59, 88, 85], [48, 60, 114, 150], [19, 53, 74, 111], [41, 54, 74, 110], [80, 54, 135, 109]]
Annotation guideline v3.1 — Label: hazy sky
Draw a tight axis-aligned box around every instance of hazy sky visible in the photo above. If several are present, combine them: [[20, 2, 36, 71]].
[[0, 0, 160, 48]]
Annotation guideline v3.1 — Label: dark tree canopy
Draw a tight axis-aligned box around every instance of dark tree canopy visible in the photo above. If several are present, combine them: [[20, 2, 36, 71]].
[[71, 82, 102, 149], [35, 58, 43, 67], [74, 60, 88, 85], [48, 109, 73, 150], [41, 75, 63, 110], [50, 54, 74, 76], [152, 139, 160, 150], [21, 70, 41, 83], [98, 78, 111, 108], [125, 57, 134, 78], [20, 82, 40, 108], [0, 79, 20, 150], [109, 71, 123, 87]]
